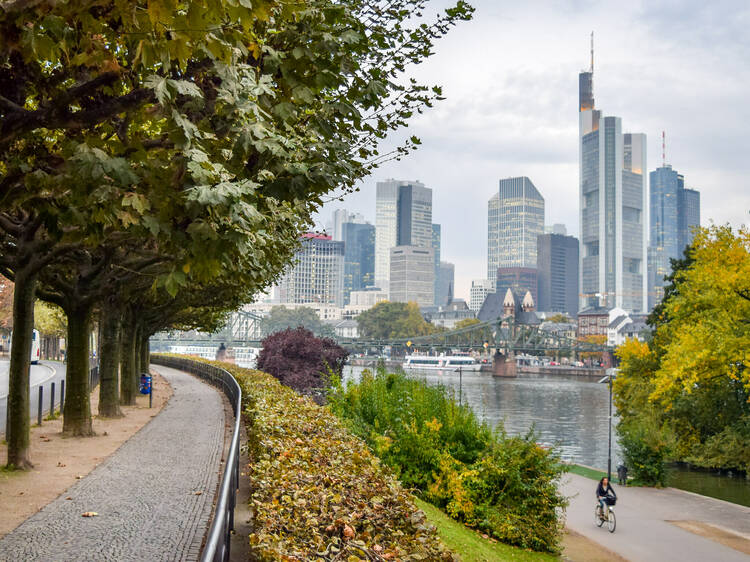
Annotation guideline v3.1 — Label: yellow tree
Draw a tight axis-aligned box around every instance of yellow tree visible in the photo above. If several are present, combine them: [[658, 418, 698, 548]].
[[651, 225, 750, 403]]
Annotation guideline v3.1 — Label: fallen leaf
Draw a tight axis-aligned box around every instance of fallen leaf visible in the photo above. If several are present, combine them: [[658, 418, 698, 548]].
[[75, 475, 82, 479], [57, 462, 66, 467], [66, 497, 72, 500], [194, 491, 203, 495], [81, 512, 98, 517], [342, 524, 355, 540]]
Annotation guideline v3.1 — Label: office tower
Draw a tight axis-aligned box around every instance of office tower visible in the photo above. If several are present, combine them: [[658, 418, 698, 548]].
[[375, 179, 432, 291], [545, 223, 568, 235], [342, 222, 375, 305], [389, 246, 435, 306], [496, 267, 538, 306], [470, 279, 496, 312], [537, 233, 580, 315], [487, 177, 545, 284], [579, 40, 647, 313], [435, 261, 454, 307], [649, 164, 701, 307], [276, 233, 344, 307], [432, 223, 442, 304], [327, 209, 365, 241]]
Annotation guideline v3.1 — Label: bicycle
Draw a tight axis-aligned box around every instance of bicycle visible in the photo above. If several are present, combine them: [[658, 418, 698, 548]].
[[594, 496, 616, 533]]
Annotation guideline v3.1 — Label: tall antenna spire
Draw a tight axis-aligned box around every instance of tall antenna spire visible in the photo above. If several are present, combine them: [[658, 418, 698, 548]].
[[662, 130, 666, 167], [590, 31, 594, 73]]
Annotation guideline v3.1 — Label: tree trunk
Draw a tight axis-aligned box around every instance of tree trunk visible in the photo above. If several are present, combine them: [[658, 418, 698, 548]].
[[62, 304, 94, 436], [98, 304, 122, 417], [119, 314, 138, 405], [5, 270, 36, 469], [140, 331, 150, 374]]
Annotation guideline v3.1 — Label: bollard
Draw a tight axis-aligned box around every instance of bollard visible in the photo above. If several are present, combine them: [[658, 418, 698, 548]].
[[37, 386, 43, 426], [149, 386, 153, 408], [50, 382, 55, 415], [60, 380, 65, 411]]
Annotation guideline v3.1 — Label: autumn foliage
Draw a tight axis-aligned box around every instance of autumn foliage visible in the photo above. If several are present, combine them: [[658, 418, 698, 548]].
[[256, 327, 348, 394], [218, 362, 455, 560]]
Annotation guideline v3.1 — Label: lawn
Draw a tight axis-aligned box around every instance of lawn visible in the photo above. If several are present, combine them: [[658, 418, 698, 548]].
[[567, 463, 608, 481], [414, 498, 558, 562]]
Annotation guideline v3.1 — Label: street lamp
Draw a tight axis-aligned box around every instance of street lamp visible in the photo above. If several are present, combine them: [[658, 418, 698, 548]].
[[598, 368, 619, 480]]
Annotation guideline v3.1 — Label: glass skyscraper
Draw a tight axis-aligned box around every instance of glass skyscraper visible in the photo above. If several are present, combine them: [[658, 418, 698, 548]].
[[277, 233, 345, 307], [648, 165, 700, 307], [579, 56, 647, 313], [342, 222, 375, 305], [486, 177, 544, 286], [374, 179, 432, 292]]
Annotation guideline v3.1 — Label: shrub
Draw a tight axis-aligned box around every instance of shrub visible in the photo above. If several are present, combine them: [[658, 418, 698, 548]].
[[328, 369, 568, 553], [617, 417, 670, 486], [256, 327, 348, 394]]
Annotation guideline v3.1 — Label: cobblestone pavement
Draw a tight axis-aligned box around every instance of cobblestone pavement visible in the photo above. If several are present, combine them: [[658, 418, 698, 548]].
[[0, 365, 224, 562]]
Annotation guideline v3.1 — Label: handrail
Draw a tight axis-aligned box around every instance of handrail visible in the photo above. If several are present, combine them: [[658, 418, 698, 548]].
[[151, 354, 241, 562]]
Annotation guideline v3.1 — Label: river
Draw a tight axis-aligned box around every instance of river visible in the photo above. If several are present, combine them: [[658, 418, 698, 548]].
[[341, 364, 750, 507]]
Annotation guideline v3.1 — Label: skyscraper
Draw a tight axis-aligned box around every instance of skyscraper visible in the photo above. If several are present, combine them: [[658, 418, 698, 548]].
[[327, 209, 365, 241], [342, 222, 375, 305], [375, 179, 432, 291], [435, 261, 454, 307], [470, 279, 495, 312], [432, 223, 442, 304], [537, 233, 580, 316], [389, 246, 435, 306], [496, 267, 538, 306], [277, 233, 344, 307], [486, 176, 545, 283], [649, 164, 701, 307], [579, 41, 647, 313]]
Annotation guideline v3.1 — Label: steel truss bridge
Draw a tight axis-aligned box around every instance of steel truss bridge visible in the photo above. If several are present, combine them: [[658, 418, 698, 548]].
[[151, 313, 610, 356]]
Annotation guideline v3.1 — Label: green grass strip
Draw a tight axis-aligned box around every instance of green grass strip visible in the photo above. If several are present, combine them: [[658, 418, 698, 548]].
[[567, 464, 608, 481], [414, 498, 558, 562]]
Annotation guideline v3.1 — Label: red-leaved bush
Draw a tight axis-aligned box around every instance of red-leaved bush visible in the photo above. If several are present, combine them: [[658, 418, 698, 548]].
[[256, 327, 348, 394]]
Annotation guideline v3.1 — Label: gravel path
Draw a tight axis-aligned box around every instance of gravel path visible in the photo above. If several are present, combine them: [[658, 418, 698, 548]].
[[0, 365, 224, 561]]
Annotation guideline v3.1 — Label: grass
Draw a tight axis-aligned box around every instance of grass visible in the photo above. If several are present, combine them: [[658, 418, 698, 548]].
[[414, 498, 558, 562], [567, 463, 608, 481]]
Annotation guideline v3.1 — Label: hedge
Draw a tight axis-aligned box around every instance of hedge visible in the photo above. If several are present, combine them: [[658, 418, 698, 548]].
[[211, 361, 456, 561]]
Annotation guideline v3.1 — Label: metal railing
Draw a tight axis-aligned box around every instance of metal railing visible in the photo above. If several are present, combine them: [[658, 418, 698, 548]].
[[151, 354, 241, 562]]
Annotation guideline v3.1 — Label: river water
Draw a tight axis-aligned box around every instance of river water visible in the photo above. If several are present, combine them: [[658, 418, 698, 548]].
[[341, 365, 750, 507]]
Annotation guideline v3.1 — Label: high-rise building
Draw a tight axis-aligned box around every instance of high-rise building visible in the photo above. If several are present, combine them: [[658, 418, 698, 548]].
[[496, 267, 538, 306], [545, 224, 568, 235], [342, 222, 375, 305], [648, 164, 701, 307], [432, 223, 442, 304], [327, 209, 365, 241], [435, 261, 454, 307], [487, 177, 544, 284], [389, 246, 435, 306], [579, 42, 647, 313], [276, 233, 344, 307], [537, 233, 580, 316], [375, 179, 432, 291], [470, 279, 495, 312]]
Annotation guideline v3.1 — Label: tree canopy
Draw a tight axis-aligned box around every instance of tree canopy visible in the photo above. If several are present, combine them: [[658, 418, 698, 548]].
[[356, 301, 438, 340], [260, 305, 334, 338], [614, 225, 750, 477]]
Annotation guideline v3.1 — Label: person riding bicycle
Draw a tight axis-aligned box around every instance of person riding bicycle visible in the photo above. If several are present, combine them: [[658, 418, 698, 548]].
[[596, 476, 617, 518]]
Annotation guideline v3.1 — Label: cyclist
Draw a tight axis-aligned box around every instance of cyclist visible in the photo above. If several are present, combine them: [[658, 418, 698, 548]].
[[596, 476, 617, 519]]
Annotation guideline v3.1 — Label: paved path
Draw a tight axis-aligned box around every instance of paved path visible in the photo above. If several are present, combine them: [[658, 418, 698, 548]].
[[0, 360, 67, 434], [0, 365, 225, 561], [563, 472, 750, 561]]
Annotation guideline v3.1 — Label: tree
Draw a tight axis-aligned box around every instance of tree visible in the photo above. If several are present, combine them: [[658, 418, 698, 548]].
[[577, 335, 607, 361], [261, 306, 335, 338], [257, 327, 348, 394], [357, 301, 438, 340], [614, 226, 750, 475], [0, 0, 472, 465], [545, 313, 572, 324]]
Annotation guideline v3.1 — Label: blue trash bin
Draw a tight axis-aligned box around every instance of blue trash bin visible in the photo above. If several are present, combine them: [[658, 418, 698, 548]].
[[139, 374, 152, 395]]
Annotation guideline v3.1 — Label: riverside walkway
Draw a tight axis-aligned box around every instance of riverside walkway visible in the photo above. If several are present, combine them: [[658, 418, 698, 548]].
[[563, 472, 750, 561], [0, 365, 225, 561]]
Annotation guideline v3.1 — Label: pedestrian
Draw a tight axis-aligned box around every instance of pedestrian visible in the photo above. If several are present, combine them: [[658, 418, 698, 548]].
[[617, 464, 628, 485]]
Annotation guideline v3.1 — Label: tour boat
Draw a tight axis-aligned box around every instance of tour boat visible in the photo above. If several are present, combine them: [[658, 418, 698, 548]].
[[402, 354, 482, 371]]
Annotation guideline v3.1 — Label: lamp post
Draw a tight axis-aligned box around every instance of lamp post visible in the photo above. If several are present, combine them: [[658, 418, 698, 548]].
[[599, 368, 619, 481]]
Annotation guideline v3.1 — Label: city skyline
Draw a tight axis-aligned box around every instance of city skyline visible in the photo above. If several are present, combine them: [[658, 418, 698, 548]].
[[314, 0, 749, 302]]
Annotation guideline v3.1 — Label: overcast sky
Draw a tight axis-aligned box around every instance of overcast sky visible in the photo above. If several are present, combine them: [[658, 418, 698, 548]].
[[316, 0, 750, 301]]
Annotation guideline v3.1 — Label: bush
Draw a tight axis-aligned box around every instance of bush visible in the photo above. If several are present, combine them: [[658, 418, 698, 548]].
[[256, 327, 348, 394], [617, 417, 670, 486], [328, 369, 568, 553]]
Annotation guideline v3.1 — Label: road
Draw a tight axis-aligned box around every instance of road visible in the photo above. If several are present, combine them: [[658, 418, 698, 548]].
[[0, 359, 67, 434], [563, 472, 750, 561]]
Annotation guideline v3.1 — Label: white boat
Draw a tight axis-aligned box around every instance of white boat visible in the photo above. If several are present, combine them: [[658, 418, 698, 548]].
[[402, 354, 482, 371]]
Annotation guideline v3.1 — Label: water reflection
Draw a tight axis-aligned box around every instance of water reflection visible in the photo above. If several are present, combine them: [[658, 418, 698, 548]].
[[342, 365, 622, 469]]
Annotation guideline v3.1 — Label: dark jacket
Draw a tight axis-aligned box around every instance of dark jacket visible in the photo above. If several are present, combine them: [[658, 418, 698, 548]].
[[596, 481, 616, 499]]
